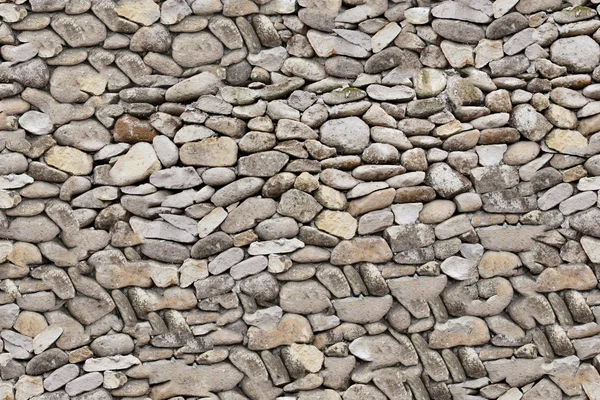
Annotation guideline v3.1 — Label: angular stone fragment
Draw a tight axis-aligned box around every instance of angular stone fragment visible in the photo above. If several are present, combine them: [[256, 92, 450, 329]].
[[44, 146, 93, 176], [383, 224, 435, 252], [545, 129, 588, 157], [238, 151, 289, 177], [388, 275, 447, 318], [570, 208, 600, 238], [332, 295, 392, 324], [277, 189, 322, 223], [314, 211, 357, 240], [109, 143, 161, 186], [425, 163, 472, 199]]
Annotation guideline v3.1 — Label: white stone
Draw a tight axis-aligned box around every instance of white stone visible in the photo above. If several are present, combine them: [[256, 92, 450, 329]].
[[405, 7, 430, 24], [33, 326, 63, 354], [83, 355, 141, 372], [18, 111, 53, 135], [391, 203, 423, 224], [65, 372, 103, 396], [0, 174, 34, 190], [109, 143, 162, 186], [578, 177, 600, 191], [475, 145, 507, 166], [440, 256, 478, 281], [538, 183, 574, 211], [248, 238, 305, 255], [130, 216, 196, 243], [307, 30, 370, 58], [441, 41, 474, 69], [493, 0, 519, 18], [582, 236, 600, 263], [44, 364, 79, 392], [15, 376, 43, 400], [559, 192, 598, 215]]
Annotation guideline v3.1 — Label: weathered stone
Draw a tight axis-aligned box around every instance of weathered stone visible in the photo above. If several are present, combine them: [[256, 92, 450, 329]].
[[180, 137, 238, 167], [320, 117, 370, 154], [332, 296, 392, 324], [551, 36, 600, 73], [535, 264, 597, 292], [171, 32, 224, 67], [330, 237, 393, 265], [109, 143, 161, 186], [429, 317, 490, 348], [51, 14, 106, 47], [248, 314, 313, 350], [425, 163, 472, 199]]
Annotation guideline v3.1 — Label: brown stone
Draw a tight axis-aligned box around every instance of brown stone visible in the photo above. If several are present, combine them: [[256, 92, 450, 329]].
[[114, 115, 158, 143]]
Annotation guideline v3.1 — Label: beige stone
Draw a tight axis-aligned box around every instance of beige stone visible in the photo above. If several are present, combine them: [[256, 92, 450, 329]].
[[284, 344, 324, 373], [429, 316, 490, 348], [247, 313, 313, 350], [545, 129, 588, 157], [330, 237, 393, 265], [478, 251, 521, 278], [180, 137, 238, 167], [314, 210, 357, 240], [535, 264, 598, 292], [117, 0, 160, 25], [109, 143, 162, 186], [14, 311, 48, 338], [44, 146, 93, 175]]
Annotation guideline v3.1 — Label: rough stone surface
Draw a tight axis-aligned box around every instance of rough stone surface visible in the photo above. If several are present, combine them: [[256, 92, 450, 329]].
[[0, 2, 599, 399]]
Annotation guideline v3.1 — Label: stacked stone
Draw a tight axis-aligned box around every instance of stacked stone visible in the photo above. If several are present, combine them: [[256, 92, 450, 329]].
[[2, 0, 600, 399]]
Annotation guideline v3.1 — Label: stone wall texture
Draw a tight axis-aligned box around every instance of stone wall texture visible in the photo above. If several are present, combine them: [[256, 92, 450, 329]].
[[2, 0, 600, 399]]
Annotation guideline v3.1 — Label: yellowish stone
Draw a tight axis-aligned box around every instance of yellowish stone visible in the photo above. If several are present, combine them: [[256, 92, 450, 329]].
[[545, 129, 588, 156], [315, 210, 357, 240], [14, 311, 48, 338], [563, 165, 587, 182], [117, 0, 160, 26], [433, 119, 462, 138], [44, 146, 93, 175], [77, 74, 108, 96]]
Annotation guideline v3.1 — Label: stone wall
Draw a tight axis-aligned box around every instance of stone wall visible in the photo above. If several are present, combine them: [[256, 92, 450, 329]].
[[1, 0, 600, 398]]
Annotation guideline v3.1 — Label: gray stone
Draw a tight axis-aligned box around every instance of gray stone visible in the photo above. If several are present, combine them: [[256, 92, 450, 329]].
[[320, 117, 370, 154], [171, 32, 224, 67], [551, 36, 600, 73], [51, 14, 106, 47], [425, 163, 472, 199]]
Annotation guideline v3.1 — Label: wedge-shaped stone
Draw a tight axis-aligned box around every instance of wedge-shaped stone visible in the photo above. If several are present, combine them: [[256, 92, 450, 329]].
[[332, 295, 393, 324], [388, 275, 447, 318]]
